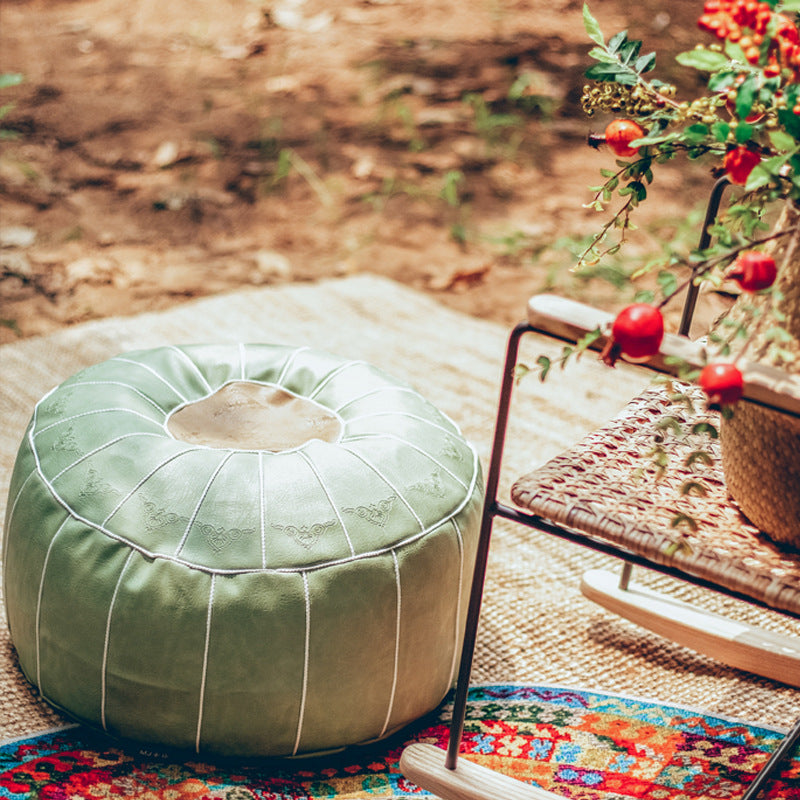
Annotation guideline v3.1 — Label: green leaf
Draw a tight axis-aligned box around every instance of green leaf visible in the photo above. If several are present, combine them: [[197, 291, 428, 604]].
[[656, 269, 679, 297], [513, 364, 532, 385], [734, 122, 754, 144], [711, 122, 731, 142], [746, 152, 789, 182], [440, 170, 464, 206], [608, 29, 628, 54], [745, 164, 774, 192], [632, 180, 647, 201], [633, 131, 679, 147], [0, 73, 23, 90], [780, 0, 800, 10], [647, 445, 669, 471], [768, 345, 797, 362], [583, 4, 605, 46], [709, 70, 738, 92], [768, 129, 797, 151], [670, 514, 698, 533], [778, 106, 800, 139], [576, 328, 602, 352], [685, 450, 714, 467], [584, 63, 637, 85], [635, 52, 656, 74], [684, 123, 710, 143], [680, 481, 708, 497], [675, 49, 729, 72], [765, 325, 795, 342], [618, 39, 642, 65], [535, 356, 551, 382], [655, 415, 684, 436], [588, 46, 618, 63], [735, 73, 759, 120], [691, 421, 719, 438], [724, 38, 747, 62]]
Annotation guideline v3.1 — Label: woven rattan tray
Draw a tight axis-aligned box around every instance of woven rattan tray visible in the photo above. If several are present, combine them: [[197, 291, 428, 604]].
[[511, 387, 800, 617]]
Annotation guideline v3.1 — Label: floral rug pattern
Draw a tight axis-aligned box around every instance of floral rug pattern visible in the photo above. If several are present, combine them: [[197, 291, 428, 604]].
[[1, 685, 797, 799]]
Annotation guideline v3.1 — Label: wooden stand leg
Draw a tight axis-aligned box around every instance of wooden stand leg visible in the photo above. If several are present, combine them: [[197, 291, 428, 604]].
[[400, 743, 564, 800], [581, 568, 800, 687]]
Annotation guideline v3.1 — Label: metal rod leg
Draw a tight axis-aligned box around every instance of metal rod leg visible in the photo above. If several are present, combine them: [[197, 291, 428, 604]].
[[678, 175, 729, 337], [445, 321, 532, 771], [742, 715, 800, 799], [618, 561, 633, 591]]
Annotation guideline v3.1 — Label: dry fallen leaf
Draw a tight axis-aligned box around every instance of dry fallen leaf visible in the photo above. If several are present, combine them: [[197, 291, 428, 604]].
[[428, 261, 492, 291]]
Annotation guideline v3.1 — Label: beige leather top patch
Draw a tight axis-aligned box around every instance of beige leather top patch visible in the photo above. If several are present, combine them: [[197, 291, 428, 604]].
[[167, 382, 343, 451]]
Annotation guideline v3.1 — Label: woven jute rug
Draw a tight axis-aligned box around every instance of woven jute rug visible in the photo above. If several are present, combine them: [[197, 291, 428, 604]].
[[1, 275, 798, 743]]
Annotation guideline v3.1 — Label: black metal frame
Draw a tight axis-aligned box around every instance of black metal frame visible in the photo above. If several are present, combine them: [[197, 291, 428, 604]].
[[443, 177, 800, 798]]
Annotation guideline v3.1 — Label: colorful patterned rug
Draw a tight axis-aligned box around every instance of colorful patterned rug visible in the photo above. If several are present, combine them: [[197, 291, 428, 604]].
[[1, 685, 797, 799]]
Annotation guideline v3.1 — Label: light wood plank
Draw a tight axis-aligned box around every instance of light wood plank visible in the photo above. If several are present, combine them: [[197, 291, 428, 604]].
[[399, 743, 564, 800], [526, 293, 800, 416], [581, 568, 800, 686]]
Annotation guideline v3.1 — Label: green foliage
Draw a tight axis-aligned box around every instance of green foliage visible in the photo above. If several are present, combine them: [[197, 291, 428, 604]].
[[507, 72, 559, 118], [533, 328, 602, 382], [439, 170, 465, 207], [532, 4, 800, 541], [0, 73, 23, 90], [583, 6, 657, 87], [578, 0, 800, 280], [675, 49, 729, 72], [0, 72, 23, 141], [462, 93, 523, 153], [0, 318, 21, 336]]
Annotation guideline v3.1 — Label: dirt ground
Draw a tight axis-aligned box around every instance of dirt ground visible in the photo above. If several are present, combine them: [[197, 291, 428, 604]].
[[0, 0, 722, 344]]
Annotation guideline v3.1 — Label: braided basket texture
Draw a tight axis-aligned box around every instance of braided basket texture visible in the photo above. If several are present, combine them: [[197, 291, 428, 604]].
[[721, 404, 800, 546], [718, 200, 800, 546]]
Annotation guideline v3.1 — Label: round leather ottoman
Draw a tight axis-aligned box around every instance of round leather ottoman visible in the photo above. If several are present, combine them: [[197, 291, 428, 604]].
[[2, 343, 483, 757]]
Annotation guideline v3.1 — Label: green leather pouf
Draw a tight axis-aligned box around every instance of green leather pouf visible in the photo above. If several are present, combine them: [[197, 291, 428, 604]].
[[3, 344, 483, 757]]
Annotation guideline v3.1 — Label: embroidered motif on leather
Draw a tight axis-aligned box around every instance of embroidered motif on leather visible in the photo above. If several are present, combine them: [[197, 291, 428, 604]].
[[51, 425, 79, 453], [441, 438, 465, 463], [138, 498, 255, 553], [343, 495, 397, 527], [272, 520, 336, 549], [141, 499, 186, 533], [78, 468, 118, 499], [196, 521, 256, 553], [409, 469, 447, 498], [45, 390, 74, 418]]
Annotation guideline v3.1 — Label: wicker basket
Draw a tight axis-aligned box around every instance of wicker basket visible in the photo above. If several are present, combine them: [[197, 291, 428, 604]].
[[719, 201, 800, 547], [721, 405, 800, 547]]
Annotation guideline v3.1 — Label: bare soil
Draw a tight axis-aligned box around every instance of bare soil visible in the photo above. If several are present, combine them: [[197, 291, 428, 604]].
[[0, 0, 719, 344]]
